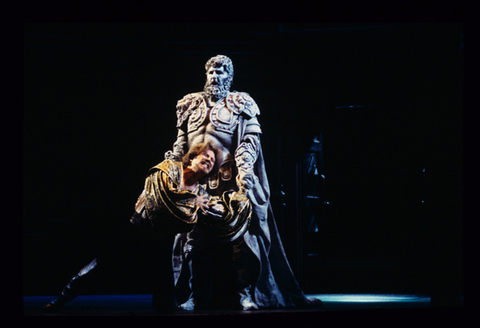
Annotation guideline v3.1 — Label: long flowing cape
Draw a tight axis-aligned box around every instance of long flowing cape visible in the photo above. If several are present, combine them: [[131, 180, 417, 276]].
[[237, 118, 311, 308]]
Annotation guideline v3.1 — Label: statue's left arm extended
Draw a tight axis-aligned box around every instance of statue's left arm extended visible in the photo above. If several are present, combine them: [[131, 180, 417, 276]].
[[235, 115, 262, 192]]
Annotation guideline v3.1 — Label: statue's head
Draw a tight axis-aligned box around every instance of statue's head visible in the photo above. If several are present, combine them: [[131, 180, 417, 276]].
[[204, 55, 233, 100], [205, 55, 234, 79]]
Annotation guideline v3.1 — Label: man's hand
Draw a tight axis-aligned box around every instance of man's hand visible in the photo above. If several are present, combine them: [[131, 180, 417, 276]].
[[196, 194, 210, 213], [236, 170, 256, 193]]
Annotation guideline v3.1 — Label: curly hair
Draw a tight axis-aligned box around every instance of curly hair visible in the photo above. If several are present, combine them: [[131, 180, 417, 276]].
[[205, 55, 234, 80], [182, 141, 221, 179]]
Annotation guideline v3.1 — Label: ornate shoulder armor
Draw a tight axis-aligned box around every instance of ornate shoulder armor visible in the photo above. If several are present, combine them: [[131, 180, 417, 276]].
[[176, 92, 204, 128], [210, 91, 261, 135], [226, 91, 260, 118]]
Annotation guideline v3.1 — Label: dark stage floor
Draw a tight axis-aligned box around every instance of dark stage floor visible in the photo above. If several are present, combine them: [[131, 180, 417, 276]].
[[22, 293, 469, 326], [23, 293, 433, 315]]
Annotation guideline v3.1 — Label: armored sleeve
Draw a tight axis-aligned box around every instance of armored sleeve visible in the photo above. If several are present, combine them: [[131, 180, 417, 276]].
[[239, 92, 262, 134], [235, 133, 260, 173], [234, 91, 262, 173]]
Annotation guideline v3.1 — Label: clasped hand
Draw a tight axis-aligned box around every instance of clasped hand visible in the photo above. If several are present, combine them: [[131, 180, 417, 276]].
[[196, 194, 210, 214], [236, 169, 256, 193]]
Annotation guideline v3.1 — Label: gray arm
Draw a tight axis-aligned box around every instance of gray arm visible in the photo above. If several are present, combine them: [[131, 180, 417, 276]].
[[165, 128, 187, 161], [235, 130, 261, 192]]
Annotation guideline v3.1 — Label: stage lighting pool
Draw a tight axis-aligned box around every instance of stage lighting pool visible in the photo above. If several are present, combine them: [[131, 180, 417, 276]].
[[307, 294, 431, 303]]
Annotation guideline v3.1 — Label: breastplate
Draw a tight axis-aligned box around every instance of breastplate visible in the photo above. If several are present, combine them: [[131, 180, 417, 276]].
[[186, 97, 240, 135], [210, 100, 239, 135]]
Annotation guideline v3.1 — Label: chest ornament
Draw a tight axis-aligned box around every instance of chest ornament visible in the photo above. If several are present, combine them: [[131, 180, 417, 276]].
[[210, 95, 242, 134], [187, 101, 207, 133]]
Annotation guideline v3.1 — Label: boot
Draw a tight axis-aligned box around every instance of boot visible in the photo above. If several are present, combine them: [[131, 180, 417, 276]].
[[239, 288, 258, 310], [43, 258, 98, 314]]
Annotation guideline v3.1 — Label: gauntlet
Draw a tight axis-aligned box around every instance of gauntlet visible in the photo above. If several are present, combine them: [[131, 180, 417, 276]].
[[234, 134, 260, 192]]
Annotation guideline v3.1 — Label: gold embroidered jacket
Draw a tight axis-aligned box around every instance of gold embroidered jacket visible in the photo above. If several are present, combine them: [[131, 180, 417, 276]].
[[131, 159, 251, 240]]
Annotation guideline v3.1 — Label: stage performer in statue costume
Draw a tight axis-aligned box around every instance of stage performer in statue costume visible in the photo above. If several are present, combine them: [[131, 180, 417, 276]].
[[165, 55, 322, 310], [43, 142, 252, 314]]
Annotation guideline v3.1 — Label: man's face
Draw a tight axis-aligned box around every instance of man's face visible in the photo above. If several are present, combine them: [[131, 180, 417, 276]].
[[206, 65, 229, 88], [204, 65, 231, 99], [189, 149, 216, 176]]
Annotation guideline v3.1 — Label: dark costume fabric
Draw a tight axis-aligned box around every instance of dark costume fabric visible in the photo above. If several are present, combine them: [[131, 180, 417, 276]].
[[169, 91, 313, 309], [236, 117, 311, 308]]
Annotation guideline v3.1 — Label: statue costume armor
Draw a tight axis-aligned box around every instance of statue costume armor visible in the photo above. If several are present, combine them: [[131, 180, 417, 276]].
[[165, 55, 319, 309]]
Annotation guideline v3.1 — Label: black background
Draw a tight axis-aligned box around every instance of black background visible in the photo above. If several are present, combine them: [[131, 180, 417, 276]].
[[23, 23, 463, 304]]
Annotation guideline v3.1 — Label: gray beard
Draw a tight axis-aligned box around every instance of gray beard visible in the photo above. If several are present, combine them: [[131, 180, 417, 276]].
[[203, 81, 231, 100]]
